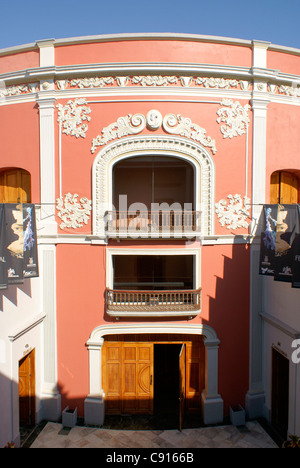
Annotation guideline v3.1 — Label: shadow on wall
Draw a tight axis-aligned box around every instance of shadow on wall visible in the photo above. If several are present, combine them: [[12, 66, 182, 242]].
[[0, 280, 32, 311], [203, 241, 251, 416]]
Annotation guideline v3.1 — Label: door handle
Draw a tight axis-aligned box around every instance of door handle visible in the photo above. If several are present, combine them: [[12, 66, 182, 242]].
[[150, 375, 153, 385]]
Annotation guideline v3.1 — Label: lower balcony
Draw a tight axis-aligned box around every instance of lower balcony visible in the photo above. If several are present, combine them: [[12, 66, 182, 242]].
[[106, 288, 201, 318]]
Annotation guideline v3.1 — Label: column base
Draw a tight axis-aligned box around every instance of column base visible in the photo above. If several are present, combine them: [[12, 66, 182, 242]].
[[41, 391, 61, 422], [84, 393, 105, 426], [245, 391, 265, 420], [201, 391, 224, 425]]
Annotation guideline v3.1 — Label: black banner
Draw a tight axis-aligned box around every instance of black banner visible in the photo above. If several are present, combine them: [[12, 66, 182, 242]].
[[0, 203, 39, 289], [0, 204, 8, 289], [259, 205, 277, 276], [274, 204, 299, 283], [291, 205, 300, 288], [5, 204, 24, 284], [22, 204, 39, 279]]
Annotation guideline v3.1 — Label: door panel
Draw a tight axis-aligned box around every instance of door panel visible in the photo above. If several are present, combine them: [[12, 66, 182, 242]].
[[0, 169, 31, 203], [19, 350, 35, 426], [103, 342, 153, 415]]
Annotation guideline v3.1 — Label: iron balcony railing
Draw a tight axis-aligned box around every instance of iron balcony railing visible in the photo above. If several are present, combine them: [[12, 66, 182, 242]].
[[106, 288, 201, 312], [105, 210, 201, 236]]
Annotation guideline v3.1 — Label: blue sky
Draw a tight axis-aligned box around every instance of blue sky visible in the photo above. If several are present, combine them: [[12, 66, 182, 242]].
[[0, 0, 299, 50]]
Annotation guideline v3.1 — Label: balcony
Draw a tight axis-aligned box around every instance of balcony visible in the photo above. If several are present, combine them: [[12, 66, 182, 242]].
[[105, 210, 201, 238], [108, 155, 198, 238], [106, 288, 201, 317]]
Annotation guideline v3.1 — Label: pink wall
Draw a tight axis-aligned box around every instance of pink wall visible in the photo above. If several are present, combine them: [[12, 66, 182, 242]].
[[201, 243, 250, 411], [56, 244, 106, 414], [268, 50, 300, 76], [55, 39, 252, 67], [266, 103, 300, 202], [0, 103, 40, 202], [0, 49, 39, 74]]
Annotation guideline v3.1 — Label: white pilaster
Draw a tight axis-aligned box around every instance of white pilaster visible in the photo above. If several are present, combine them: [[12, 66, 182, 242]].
[[252, 40, 270, 68], [37, 96, 57, 235], [37, 39, 55, 67], [201, 337, 224, 424]]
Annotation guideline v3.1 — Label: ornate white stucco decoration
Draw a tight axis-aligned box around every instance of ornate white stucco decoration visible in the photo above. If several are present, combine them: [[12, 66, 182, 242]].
[[56, 193, 92, 229], [217, 100, 251, 139], [70, 77, 115, 88], [93, 135, 215, 237], [57, 98, 92, 138], [91, 110, 217, 154], [215, 194, 251, 230], [63, 75, 250, 91]]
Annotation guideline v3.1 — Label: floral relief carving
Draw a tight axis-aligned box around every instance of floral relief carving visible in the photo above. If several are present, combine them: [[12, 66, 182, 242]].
[[57, 98, 92, 138], [56, 193, 92, 230], [194, 77, 239, 89], [216, 99, 251, 139], [91, 110, 217, 155], [215, 194, 251, 230], [70, 77, 115, 88], [56, 75, 250, 91]]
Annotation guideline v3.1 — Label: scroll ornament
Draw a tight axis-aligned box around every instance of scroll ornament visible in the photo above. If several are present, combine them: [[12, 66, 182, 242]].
[[91, 110, 217, 154], [56, 193, 92, 229], [215, 194, 251, 230], [57, 98, 92, 138]]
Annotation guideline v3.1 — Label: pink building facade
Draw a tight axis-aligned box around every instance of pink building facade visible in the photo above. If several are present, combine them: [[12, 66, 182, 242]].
[[0, 34, 299, 447]]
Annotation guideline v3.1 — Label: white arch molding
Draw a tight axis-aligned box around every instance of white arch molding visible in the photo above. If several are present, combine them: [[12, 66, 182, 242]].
[[92, 135, 216, 237], [84, 323, 224, 426]]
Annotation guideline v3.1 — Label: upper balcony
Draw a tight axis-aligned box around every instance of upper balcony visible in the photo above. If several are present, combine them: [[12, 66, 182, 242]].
[[106, 155, 201, 239]]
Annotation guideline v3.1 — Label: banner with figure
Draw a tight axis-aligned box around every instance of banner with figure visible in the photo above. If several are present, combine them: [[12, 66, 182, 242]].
[[274, 204, 299, 283], [0, 204, 8, 289], [259, 205, 277, 276], [5, 204, 24, 284], [22, 204, 39, 279]]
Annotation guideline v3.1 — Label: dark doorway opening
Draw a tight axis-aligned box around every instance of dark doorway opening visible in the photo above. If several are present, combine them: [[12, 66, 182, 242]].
[[154, 344, 182, 419], [271, 347, 289, 440]]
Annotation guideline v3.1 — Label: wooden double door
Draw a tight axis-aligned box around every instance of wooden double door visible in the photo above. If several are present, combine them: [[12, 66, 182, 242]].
[[102, 335, 205, 425]]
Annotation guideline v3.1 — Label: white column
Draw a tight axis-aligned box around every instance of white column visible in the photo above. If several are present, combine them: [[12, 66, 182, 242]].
[[37, 97, 57, 235], [201, 337, 224, 424], [247, 47, 270, 415], [37, 95, 60, 420]]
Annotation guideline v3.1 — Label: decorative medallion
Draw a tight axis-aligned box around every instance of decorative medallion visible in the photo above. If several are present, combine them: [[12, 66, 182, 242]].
[[56, 193, 92, 230], [57, 98, 92, 138], [217, 99, 251, 139], [91, 110, 217, 155], [215, 194, 251, 230]]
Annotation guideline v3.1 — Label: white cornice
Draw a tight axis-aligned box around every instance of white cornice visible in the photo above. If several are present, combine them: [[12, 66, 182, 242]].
[[1, 33, 300, 58]]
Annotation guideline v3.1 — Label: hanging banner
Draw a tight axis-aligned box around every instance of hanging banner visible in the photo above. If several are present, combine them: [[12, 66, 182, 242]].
[[291, 205, 300, 288], [259, 205, 277, 276], [5, 204, 24, 284], [0, 204, 8, 289], [274, 204, 299, 283], [22, 204, 39, 279]]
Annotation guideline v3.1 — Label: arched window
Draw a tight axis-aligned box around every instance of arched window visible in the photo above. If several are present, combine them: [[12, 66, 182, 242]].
[[270, 170, 300, 204], [0, 168, 31, 203]]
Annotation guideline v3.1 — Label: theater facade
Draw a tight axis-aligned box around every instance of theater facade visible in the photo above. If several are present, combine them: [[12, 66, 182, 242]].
[[0, 33, 299, 447]]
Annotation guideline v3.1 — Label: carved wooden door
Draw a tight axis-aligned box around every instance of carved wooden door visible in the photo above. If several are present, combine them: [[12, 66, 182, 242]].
[[103, 342, 153, 415]]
